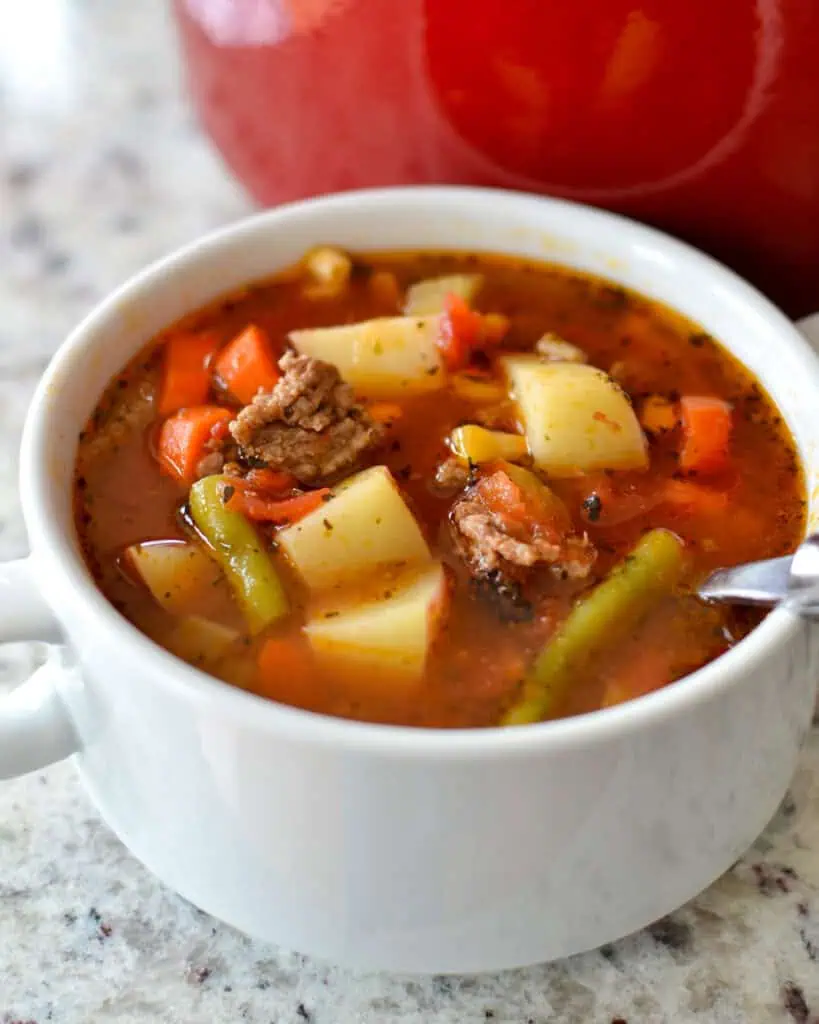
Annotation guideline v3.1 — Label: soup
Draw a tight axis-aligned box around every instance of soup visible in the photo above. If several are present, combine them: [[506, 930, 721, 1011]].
[[74, 250, 805, 728]]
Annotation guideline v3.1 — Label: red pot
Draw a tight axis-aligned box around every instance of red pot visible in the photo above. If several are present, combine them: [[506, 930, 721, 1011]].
[[173, 0, 819, 318]]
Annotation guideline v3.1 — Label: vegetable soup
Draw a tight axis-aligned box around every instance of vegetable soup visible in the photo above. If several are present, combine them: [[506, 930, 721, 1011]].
[[74, 249, 805, 728]]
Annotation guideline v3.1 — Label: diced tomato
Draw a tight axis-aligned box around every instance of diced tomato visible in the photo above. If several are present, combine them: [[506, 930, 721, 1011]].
[[226, 487, 330, 524]]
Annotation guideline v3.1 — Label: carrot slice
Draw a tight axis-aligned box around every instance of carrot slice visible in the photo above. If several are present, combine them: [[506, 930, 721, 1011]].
[[257, 636, 316, 706], [258, 636, 315, 678], [602, 644, 675, 708], [437, 293, 484, 371], [213, 324, 281, 405], [226, 488, 330, 524], [679, 396, 732, 475], [158, 331, 220, 417], [157, 405, 232, 484]]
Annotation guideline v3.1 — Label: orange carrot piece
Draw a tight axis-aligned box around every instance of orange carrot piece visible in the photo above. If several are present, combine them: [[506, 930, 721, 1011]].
[[367, 401, 404, 425], [257, 635, 316, 705], [158, 331, 220, 417], [213, 324, 281, 405], [209, 418, 231, 444], [226, 488, 330, 524], [602, 645, 674, 708], [258, 635, 314, 678], [157, 405, 232, 484], [679, 396, 732, 475], [437, 293, 484, 371], [659, 479, 729, 517]]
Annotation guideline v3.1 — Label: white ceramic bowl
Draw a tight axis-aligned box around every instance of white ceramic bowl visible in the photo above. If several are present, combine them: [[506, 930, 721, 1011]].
[[2, 188, 819, 974]]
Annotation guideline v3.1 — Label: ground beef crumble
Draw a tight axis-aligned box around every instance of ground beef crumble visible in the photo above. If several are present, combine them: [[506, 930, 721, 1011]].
[[227, 351, 384, 484], [433, 456, 472, 495], [450, 471, 596, 585]]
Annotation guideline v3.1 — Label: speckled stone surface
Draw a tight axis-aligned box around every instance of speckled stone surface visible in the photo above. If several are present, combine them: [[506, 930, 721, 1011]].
[[2, 3, 819, 1022]]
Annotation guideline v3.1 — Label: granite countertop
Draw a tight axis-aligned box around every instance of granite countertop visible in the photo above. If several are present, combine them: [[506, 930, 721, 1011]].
[[2, 3, 819, 1021]]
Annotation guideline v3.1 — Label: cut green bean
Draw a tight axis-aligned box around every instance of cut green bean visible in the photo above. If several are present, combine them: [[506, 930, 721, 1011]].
[[189, 474, 289, 633], [502, 528, 686, 726]]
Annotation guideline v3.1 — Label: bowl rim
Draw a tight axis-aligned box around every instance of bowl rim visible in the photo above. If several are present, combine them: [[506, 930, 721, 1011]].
[[19, 185, 818, 759]]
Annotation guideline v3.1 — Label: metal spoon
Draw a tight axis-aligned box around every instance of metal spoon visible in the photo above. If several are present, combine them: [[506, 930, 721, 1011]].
[[698, 533, 819, 619]]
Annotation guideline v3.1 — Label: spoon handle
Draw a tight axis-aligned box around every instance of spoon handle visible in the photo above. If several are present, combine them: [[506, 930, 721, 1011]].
[[698, 533, 819, 619], [698, 554, 793, 608]]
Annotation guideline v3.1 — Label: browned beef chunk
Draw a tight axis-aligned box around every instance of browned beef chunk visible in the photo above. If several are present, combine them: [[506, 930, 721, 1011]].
[[433, 456, 472, 495], [194, 450, 226, 479], [450, 473, 596, 586], [228, 351, 384, 484]]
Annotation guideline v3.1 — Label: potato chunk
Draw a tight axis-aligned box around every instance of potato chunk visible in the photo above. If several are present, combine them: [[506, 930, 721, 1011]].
[[122, 540, 221, 614], [277, 465, 430, 591], [503, 356, 648, 476], [305, 562, 447, 681], [164, 616, 240, 668], [289, 317, 444, 395], [403, 274, 482, 315]]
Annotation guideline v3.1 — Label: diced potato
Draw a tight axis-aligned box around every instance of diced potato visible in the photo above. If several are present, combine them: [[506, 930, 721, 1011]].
[[447, 425, 528, 464], [302, 246, 352, 299], [305, 562, 448, 681], [164, 615, 240, 668], [122, 540, 222, 614], [639, 394, 679, 436], [450, 373, 508, 403], [277, 465, 431, 591], [503, 356, 648, 476], [535, 333, 587, 363], [289, 316, 445, 395], [403, 273, 483, 315]]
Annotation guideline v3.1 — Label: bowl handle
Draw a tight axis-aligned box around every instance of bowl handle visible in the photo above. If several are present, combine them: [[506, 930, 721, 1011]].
[[0, 558, 79, 779]]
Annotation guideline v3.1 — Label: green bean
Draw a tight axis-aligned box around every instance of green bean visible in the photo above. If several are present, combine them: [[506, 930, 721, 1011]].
[[189, 475, 289, 633], [501, 528, 686, 726]]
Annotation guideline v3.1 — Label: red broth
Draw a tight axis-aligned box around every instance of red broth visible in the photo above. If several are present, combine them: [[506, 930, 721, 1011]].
[[74, 251, 805, 728], [174, 0, 819, 318]]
